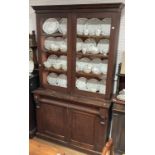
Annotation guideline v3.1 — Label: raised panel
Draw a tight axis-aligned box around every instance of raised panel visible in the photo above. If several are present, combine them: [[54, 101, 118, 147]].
[[69, 109, 96, 150], [111, 112, 125, 153], [36, 102, 68, 141]]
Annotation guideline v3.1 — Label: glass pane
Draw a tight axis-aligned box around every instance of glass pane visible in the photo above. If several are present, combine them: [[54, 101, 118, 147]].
[[42, 18, 68, 88], [75, 17, 111, 94]]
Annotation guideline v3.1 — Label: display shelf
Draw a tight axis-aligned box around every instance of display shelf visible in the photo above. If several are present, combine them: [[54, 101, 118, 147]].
[[43, 50, 67, 56], [77, 52, 108, 59], [41, 32, 67, 37], [44, 67, 67, 74], [77, 34, 110, 40], [76, 71, 106, 80]]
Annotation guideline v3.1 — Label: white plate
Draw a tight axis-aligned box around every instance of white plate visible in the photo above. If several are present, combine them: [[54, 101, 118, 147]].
[[59, 55, 67, 71], [47, 54, 58, 67], [84, 18, 101, 36], [87, 79, 99, 92], [76, 77, 87, 91], [77, 57, 90, 71], [58, 18, 67, 35], [97, 39, 109, 54], [60, 38, 67, 52], [77, 18, 88, 35], [57, 74, 67, 87], [92, 58, 102, 75], [47, 73, 58, 86], [76, 38, 83, 52], [42, 18, 59, 34], [100, 18, 111, 36], [44, 37, 55, 50], [82, 38, 97, 54]]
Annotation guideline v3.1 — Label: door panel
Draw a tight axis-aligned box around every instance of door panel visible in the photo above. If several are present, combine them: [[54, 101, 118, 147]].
[[69, 109, 107, 151], [36, 101, 68, 141]]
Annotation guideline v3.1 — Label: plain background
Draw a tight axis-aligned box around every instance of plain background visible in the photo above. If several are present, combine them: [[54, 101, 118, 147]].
[[0, 0, 155, 155]]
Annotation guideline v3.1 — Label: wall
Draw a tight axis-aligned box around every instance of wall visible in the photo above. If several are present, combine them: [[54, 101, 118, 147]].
[[29, 0, 125, 93]]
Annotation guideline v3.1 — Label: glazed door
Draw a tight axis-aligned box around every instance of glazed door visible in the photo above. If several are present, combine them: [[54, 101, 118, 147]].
[[36, 13, 72, 93], [68, 106, 108, 152], [36, 99, 68, 142], [71, 12, 121, 99]]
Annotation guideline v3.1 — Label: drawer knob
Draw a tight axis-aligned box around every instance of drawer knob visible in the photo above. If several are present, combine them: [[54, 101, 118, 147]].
[[36, 105, 40, 109], [100, 121, 105, 125], [111, 26, 115, 30]]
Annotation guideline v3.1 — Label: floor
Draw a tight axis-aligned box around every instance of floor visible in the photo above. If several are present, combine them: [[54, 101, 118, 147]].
[[30, 137, 88, 155]]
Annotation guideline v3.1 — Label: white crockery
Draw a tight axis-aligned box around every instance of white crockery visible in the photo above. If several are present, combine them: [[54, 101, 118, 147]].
[[97, 39, 109, 55], [55, 37, 63, 50], [84, 18, 101, 36], [87, 79, 99, 92], [53, 59, 61, 70], [59, 55, 67, 71], [57, 74, 67, 87], [58, 18, 67, 35], [47, 55, 58, 68], [98, 80, 106, 94], [44, 37, 55, 50], [77, 18, 88, 35], [76, 38, 83, 52], [78, 57, 90, 71], [100, 18, 111, 36], [99, 84, 106, 94], [50, 37, 61, 51], [83, 63, 92, 74], [82, 38, 97, 54], [100, 60, 108, 74], [60, 38, 67, 52], [47, 73, 58, 86], [100, 64, 108, 74], [92, 58, 102, 75], [42, 18, 59, 34], [43, 61, 51, 68], [76, 77, 87, 91]]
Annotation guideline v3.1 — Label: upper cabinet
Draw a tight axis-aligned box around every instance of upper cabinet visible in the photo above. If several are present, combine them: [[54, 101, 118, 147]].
[[32, 3, 124, 100]]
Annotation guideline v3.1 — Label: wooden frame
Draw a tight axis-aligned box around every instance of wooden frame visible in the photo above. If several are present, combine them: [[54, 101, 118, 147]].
[[32, 3, 124, 155], [33, 3, 124, 100]]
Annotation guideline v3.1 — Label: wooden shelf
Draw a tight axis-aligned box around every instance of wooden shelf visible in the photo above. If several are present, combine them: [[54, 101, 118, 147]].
[[77, 52, 108, 59], [44, 50, 67, 56], [44, 67, 67, 74], [77, 34, 110, 40], [41, 32, 67, 37], [76, 71, 106, 80]]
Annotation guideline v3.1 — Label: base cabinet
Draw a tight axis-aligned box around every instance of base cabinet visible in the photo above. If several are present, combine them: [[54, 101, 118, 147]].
[[34, 94, 110, 155]]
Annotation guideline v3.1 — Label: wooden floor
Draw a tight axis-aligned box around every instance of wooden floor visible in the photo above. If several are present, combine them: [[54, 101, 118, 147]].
[[29, 137, 88, 155]]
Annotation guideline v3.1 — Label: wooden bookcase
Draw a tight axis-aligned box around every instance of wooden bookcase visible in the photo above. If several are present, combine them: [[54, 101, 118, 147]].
[[32, 3, 124, 155]]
